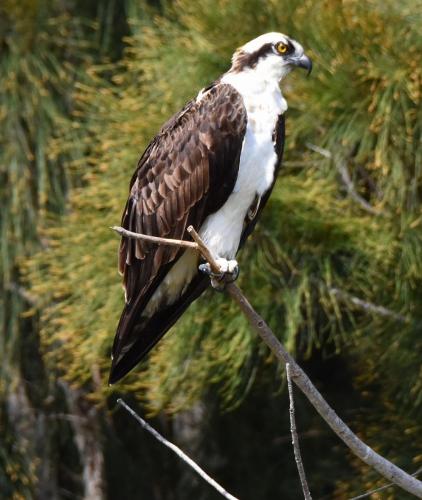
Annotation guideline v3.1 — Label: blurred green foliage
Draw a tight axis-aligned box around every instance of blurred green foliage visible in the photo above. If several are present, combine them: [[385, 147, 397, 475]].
[[0, 0, 85, 382], [2, 0, 422, 497], [0, 1, 91, 496]]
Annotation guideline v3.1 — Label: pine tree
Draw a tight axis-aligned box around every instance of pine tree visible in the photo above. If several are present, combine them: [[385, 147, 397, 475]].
[[4, 0, 422, 497]]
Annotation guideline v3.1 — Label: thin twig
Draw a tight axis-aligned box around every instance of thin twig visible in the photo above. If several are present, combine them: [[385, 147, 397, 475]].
[[117, 399, 239, 500], [286, 363, 312, 500], [305, 143, 382, 216], [111, 226, 198, 249], [309, 276, 408, 323], [328, 287, 408, 324], [111, 227, 422, 498], [350, 467, 422, 500], [305, 142, 332, 159], [334, 157, 382, 216], [187, 226, 221, 273]]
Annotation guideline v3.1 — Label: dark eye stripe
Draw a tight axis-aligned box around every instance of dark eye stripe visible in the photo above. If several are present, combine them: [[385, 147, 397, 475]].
[[230, 39, 295, 73], [230, 42, 274, 72]]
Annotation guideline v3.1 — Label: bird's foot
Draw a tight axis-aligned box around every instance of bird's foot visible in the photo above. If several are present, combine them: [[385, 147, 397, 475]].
[[199, 258, 239, 291]]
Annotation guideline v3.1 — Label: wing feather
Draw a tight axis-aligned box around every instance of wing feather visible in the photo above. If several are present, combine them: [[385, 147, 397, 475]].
[[111, 83, 247, 382]]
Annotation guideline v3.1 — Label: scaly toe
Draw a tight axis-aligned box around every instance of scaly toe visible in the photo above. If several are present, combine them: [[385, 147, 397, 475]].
[[199, 258, 239, 289], [215, 258, 229, 274], [198, 262, 223, 279], [226, 259, 239, 275], [224, 260, 239, 283]]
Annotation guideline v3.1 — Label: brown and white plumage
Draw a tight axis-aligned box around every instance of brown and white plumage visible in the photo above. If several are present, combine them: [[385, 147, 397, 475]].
[[109, 32, 311, 384]]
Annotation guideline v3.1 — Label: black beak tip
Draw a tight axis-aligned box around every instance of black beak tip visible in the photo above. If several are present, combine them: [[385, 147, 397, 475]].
[[291, 54, 312, 76], [301, 55, 313, 76], [306, 58, 313, 77]]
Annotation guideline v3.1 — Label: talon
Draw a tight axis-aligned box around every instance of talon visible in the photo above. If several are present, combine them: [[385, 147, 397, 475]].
[[199, 258, 239, 289], [210, 277, 226, 291], [224, 262, 239, 283], [198, 262, 223, 279], [198, 262, 212, 276], [216, 258, 239, 283]]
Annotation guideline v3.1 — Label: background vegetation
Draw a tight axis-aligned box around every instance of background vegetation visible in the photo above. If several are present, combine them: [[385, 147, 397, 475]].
[[1, 0, 421, 498]]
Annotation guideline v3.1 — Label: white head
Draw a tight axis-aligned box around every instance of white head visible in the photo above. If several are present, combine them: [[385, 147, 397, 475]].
[[230, 32, 312, 82]]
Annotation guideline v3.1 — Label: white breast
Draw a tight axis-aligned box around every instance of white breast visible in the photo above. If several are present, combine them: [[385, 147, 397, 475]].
[[199, 73, 287, 259]]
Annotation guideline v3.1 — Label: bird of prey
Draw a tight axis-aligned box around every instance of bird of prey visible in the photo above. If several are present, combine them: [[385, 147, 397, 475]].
[[109, 32, 312, 384]]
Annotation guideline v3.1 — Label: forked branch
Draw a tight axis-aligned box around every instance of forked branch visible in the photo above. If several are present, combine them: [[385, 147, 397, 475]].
[[112, 225, 422, 498]]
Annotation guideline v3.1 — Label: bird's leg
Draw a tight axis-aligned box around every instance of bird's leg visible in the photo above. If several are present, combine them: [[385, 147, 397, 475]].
[[199, 257, 239, 290]]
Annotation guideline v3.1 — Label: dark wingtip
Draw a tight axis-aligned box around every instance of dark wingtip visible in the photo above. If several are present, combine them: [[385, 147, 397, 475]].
[[108, 357, 126, 385], [108, 347, 146, 385], [108, 363, 126, 385]]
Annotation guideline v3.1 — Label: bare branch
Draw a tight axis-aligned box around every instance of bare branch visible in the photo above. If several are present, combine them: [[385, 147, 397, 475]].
[[117, 399, 239, 500], [111, 226, 198, 249], [350, 467, 422, 500], [334, 157, 382, 216], [305, 143, 382, 216], [187, 226, 221, 273], [328, 287, 408, 324], [224, 283, 422, 498], [286, 363, 312, 500], [305, 142, 332, 159], [111, 227, 422, 498], [308, 275, 407, 324]]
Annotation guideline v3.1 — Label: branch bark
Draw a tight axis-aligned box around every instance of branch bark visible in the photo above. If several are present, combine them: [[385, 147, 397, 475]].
[[112, 226, 198, 249], [286, 363, 312, 500], [223, 281, 422, 498], [328, 286, 408, 323], [113, 225, 422, 498], [117, 399, 239, 500]]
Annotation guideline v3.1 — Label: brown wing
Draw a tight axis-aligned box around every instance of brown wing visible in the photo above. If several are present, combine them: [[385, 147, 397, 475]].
[[110, 83, 247, 383]]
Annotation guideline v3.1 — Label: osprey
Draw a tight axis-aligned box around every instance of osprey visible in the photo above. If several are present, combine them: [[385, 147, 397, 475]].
[[109, 32, 312, 384]]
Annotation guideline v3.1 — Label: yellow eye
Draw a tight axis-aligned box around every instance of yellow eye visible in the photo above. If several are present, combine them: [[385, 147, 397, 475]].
[[276, 42, 288, 54]]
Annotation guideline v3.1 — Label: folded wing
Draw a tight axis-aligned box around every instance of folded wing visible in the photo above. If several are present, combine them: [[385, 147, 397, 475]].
[[110, 83, 248, 383]]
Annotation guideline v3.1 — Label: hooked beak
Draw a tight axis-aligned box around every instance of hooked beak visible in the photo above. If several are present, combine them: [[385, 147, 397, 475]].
[[290, 54, 312, 76]]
